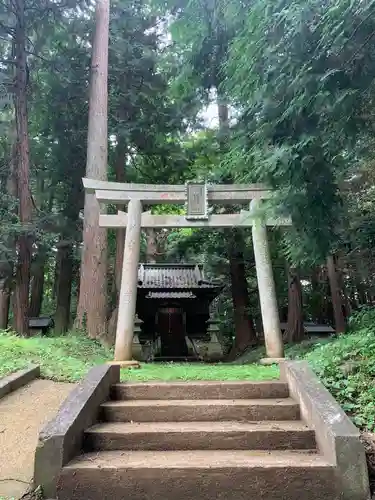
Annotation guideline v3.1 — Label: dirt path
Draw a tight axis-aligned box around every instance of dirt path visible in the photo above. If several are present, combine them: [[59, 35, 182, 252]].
[[0, 379, 74, 499]]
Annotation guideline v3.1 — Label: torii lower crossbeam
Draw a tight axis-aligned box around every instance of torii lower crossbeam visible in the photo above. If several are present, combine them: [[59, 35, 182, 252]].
[[99, 212, 292, 229]]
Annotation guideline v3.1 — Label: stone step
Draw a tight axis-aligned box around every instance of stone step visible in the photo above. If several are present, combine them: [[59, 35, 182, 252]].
[[58, 450, 337, 500], [100, 398, 300, 422], [111, 381, 289, 401], [84, 420, 316, 451]]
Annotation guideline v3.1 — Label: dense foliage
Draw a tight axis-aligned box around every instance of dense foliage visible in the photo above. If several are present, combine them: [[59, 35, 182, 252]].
[[225, 0, 375, 261]]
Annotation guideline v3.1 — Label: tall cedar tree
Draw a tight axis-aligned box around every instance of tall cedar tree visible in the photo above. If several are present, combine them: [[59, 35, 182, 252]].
[[76, 0, 109, 339], [13, 0, 33, 335]]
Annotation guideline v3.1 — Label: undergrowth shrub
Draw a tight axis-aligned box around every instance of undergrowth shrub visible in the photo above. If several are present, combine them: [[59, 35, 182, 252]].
[[349, 306, 375, 330], [306, 319, 375, 430]]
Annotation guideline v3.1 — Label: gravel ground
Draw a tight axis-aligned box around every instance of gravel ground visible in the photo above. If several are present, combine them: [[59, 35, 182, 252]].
[[0, 379, 74, 499]]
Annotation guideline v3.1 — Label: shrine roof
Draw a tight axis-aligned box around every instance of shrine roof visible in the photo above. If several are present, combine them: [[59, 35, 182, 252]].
[[137, 263, 221, 290]]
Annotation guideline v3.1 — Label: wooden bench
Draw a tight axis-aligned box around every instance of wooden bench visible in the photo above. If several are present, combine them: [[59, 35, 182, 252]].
[[280, 322, 335, 336], [29, 317, 54, 335]]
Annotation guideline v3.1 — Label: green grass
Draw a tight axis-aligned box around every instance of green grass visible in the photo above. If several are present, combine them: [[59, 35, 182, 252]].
[[120, 363, 279, 382], [0, 330, 278, 383], [0, 330, 111, 382]]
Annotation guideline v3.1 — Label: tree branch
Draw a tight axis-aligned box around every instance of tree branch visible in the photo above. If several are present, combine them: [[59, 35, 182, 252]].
[[0, 58, 16, 65], [345, 29, 375, 68], [0, 20, 15, 35], [25, 50, 54, 65]]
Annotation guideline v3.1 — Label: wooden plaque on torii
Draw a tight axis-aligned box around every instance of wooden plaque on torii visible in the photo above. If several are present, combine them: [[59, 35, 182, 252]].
[[185, 181, 208, 220]]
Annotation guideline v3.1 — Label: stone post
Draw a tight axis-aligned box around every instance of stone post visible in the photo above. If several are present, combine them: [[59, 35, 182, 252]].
[[250, 199, 284, 361], [114, 199, 142, 365]]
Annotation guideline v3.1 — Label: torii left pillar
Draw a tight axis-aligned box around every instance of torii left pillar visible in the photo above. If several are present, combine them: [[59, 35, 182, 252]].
[[114, 198, 142, 366]]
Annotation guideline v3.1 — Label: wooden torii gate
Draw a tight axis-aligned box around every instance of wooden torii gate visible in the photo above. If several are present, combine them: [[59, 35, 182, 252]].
[[83, 178, 291, 365]]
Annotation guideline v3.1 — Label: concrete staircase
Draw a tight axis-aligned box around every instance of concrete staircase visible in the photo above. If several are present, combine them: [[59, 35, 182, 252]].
[[57, 381, 338, 500]]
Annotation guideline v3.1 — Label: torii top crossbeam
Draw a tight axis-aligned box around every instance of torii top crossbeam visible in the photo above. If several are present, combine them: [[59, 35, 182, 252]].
[[83, 178, 272, 204], [82, 178, 291, 228]]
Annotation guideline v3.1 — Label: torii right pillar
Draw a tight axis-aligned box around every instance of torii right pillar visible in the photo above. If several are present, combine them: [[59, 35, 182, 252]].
[[250, 199, 284, 363]]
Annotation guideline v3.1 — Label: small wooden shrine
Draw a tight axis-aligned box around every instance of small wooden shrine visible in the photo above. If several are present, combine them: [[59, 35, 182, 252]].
[[135, 263, 223, 361]]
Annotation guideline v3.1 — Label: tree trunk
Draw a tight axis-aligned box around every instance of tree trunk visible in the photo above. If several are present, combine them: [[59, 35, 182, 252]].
[[217, 98, 256, 359], [29, 178, 50, 319], [76, 0, 109, 339], [114, 141, 126, 292], [217, 92, 229, 143], [327, 254, 346, 334], [284, 266, 304, 343], [353, 258, 367, 306], [13, 0, 32, 336], [57, 182, 82, 320], [310, 266, 329, 323], [55, 242, 73, 334], [29, 252, 46, 317], [309, 267, 320, 323], [71, 255, 81, 317], [107, 141, 127, 344], [0, 279, 10, 329], [227, 234, 257, 360], [355, 278, 367, 307], [115, 231, 125, 293], [146, 228, 157, 263], [4, 129, 18, 331], [337, 263, 351, 319], [52, 256, 59, 301]]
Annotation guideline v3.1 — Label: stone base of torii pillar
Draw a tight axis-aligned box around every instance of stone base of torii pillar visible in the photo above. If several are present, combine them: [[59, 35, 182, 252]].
[[259, 357, 285, 365], [107, 360, 140, 369]]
